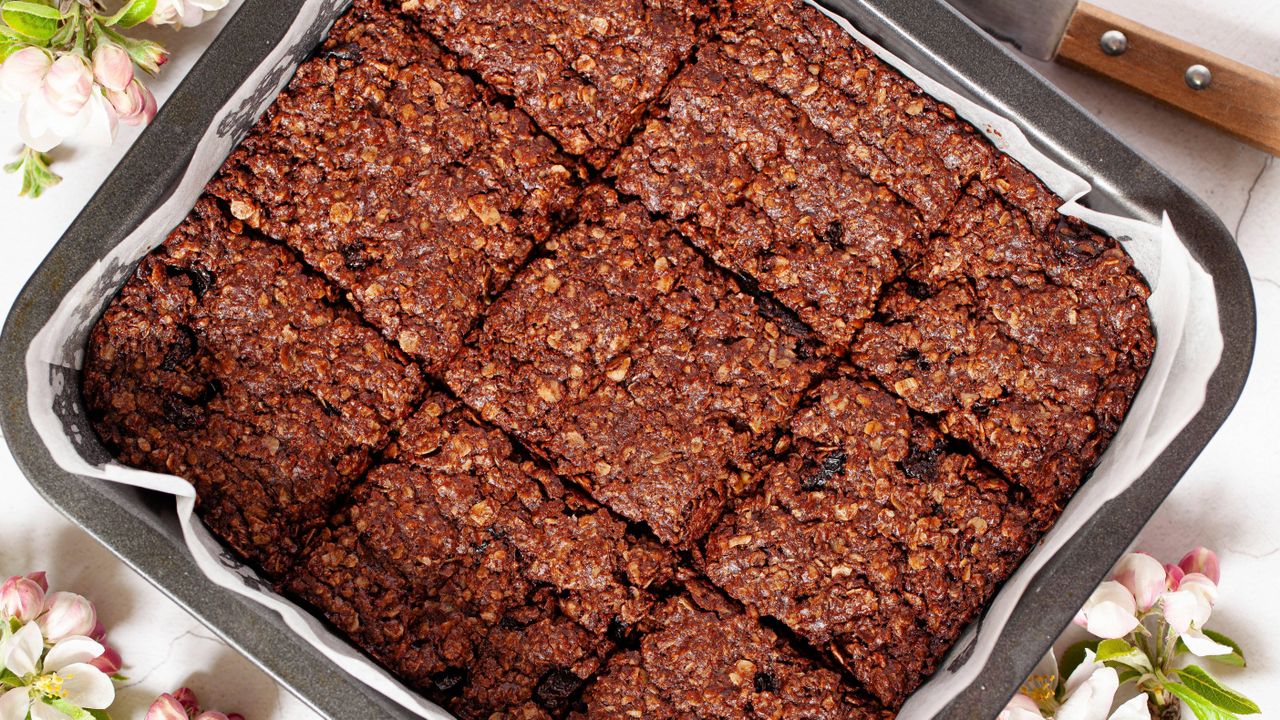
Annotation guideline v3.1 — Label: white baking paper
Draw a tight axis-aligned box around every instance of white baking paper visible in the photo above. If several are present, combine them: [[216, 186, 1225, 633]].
[[23, 1, 1223, 717]]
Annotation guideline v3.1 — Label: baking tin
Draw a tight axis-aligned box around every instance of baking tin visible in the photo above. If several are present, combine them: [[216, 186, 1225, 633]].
[[0, 0, 1255, 717]]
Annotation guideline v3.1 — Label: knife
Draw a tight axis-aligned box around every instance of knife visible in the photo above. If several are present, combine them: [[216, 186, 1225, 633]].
[[944, 0, 1280, 155]]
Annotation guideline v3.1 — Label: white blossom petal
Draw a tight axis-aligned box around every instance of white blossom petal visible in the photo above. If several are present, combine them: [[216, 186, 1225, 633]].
[[0, 690, 33, 720], [77, 90, 119, 147], [1084, 601, 1140, 639], [1031, 649, 1058, 685], [1107, 695, 1150, 720], [1180, 628, 1233, 657], [0, 47, 51, 101], [18, 93, 64, 152], [4, 622, 44, 676], [1057, 665, 1120, 720], [1160, 590, 1208, 635], [1063, 649, 1103, 697], [43, 636, 104, 672], [44, 98, 91, 141], [1113, 553, 1165, 611], [1079, 581, 1139, 638], [1018, 649, 1058, 706], [1179, 574, 1218, 612], [40, 55, 92, 117], [56, 663, 115, 709]]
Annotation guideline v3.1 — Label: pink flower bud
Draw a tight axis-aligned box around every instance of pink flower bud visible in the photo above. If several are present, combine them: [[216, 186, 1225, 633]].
[[1164, 563, 1184, 591], [108, 79, 158, 126], [89, 619, 107, 641], [90, 644, 123, 675], [145, 694, 189, 720], [92, 43, 135, 93], [195, 713, 230, 720], [1112, 552, 1165, 612], [1, 575, 46, 622], [173, 687, 200, 714], [1179, 547, 1220, 585], [228, 715, 245, 720], [0, 47, 51, 100], [38, 591, 98, 642], [26, 572, 48, 592], [42, 54, 94, 116]]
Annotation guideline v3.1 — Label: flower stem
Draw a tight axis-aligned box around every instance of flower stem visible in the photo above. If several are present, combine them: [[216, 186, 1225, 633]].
[[1153, 617, 1167, 668], [1149, 688, 1181, 720], [5, 147, 64, 199]]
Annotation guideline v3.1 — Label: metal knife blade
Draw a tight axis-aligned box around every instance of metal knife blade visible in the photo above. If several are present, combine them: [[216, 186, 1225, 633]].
[[943, 0, 1080, 61]]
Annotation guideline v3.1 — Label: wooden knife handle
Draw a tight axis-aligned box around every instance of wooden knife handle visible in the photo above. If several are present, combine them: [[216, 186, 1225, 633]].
[[1057, 1, 1280, 156]]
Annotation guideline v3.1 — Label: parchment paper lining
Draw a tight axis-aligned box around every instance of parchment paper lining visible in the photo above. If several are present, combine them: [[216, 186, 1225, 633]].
[[24, 2, 1223, 717]]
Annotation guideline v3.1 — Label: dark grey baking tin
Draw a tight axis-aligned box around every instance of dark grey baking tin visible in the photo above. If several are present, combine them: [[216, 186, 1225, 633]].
[[0, 0, 1255, 717]]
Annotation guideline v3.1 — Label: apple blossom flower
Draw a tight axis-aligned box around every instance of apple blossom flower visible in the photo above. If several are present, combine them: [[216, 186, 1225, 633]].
[[1, 574, 46, 623], [1179, 547, 1220, 584], [148, 0, 231, 28], [38, 591, 98, 643], [1, 0, 201, 197], [1161, 572, 1231, 657], [25, 572, 48, 593], [20, 81, 120, 152], [42, 54, 93, 116], [93, 43, 135, 93], [1054, 650, 1150, 720], [1074, 581, 1140, 639], [0, 622, 116, 718], [108, 79, 158, 126], [0, 47, 52, 102], [1007, 649, 1151, 720], [1111, 553, 1164, 612]]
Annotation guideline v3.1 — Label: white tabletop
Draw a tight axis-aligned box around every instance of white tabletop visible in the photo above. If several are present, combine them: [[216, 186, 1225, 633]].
[[0, 1, 1276, 718]]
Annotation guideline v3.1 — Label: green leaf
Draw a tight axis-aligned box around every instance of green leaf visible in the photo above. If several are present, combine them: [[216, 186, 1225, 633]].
[[0, 668, 23, 688], [45, 698, 96, 720], [1167, 682, 1241, 720], [1, 1, 61, 43], [104, 0, 155, 27], [1058, 638, 1100, 684], [1176, 666, 1261, 714], [1116, 668, 1143, 684], [1096, 638, 1154, 674], [3, 1, 62, 20], [6, 148, 62, 199], [0, 33, 20, 60]]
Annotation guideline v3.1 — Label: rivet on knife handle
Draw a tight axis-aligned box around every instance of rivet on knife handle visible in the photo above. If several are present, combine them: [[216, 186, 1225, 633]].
[[1099, 30, 1127, 56], [1185, 65, 1212, 90], [1057, 2, 1280, 156]]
